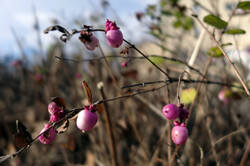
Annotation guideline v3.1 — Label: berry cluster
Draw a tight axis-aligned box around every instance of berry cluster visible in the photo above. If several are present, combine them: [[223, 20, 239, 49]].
[[38, 102, 65, 144], [162, 103, 189, 145], [39, 102, 98, 144]]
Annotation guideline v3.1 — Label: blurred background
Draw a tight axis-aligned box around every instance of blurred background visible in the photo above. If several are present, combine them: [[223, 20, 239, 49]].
[[0, 0, 249, 166]]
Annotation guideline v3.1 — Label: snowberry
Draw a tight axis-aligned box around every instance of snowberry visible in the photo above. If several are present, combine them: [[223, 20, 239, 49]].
[[75, 73, 82, 79], [48, 102, 60, 115], [162, 104, 180, 120], [218, 90, 229, 104], [79, 31, 99, 51], [105, 19, 123, 48], [76, 107, 98, 132], [171, 123, 188, 145], [121, 61, 128, 67], [39, 124, 56, 144], [49, 110, 65, 122]]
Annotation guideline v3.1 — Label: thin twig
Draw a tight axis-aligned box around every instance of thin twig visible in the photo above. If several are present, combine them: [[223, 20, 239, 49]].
[[121, 78, 246, 90], [192, 15, 250, 97], [97, 82, 118, 166], [0, 85, 166, 164], [55, 55, 204, 77], [123, 39, 170, 78], [214, 127, 250, 146]]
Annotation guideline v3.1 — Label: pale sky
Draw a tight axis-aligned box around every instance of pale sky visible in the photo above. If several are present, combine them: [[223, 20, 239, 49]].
[[0, 0, 157, 57]]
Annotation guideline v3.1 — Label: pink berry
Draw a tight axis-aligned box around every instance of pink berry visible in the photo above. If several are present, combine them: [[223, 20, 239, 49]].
[[49, 110, 65, 122], [39, 124, 56, 144], [105, 19, 123, 48], [75, 73, 82, 79], [76, 108, 98, 132], [106, 29, 123, 48], [48, 102, 60, 115], [121, 61, 128, 67], [162, 104, 180, 120], [218, 90, 229, 104], [171, 123, 188, 145]]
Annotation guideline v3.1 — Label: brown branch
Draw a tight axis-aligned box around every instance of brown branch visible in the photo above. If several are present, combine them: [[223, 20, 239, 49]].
[[0, 85, 166, 164], [123, 39, 170, 78], [97, 82, 118, 166], [121, 78, 246, 90]]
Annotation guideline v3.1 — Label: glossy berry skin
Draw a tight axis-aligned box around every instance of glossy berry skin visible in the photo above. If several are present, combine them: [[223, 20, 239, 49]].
[[48, 102, 60, 115], [162, 104, 180, 120], [76, 108, 98, 132], [171, 123, 188, 145], [39, 124, 56, 144], [106, 29, 123, 48], [105, 19, 123, 48]]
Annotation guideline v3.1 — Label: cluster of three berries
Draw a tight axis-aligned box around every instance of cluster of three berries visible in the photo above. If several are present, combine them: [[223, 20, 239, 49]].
[[162, 104, 189, 145], [39, 103, 98, 144]]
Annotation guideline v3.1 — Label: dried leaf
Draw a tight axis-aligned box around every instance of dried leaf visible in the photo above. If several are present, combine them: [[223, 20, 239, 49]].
[[51, 97, 66, 109], [44, 25, 70, 35], [82, 81, 93, 104], [14, 120, 33, 149], [96, 103, 104, 113], [44, 25, 71, 42], [121, 70, 138, 80], [56, 120, 69, 134]]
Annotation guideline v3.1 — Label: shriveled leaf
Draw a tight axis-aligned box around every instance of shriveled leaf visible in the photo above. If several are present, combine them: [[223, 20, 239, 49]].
[[44, 25, 70, 35], [181, 88, 197, 105], [149, 56, 164, 65], [225, 28, 246, 35], [121, 70, 138, 80], [96, 103, 104, 113], [82, 81, 93, 104], [237, 1, 250, 10], [56, 120, 69, 134], [51, 97, 66, 109], [203, 15, 227, 29], [44, 25, 71, 42], [14, 120, 32, 149]]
